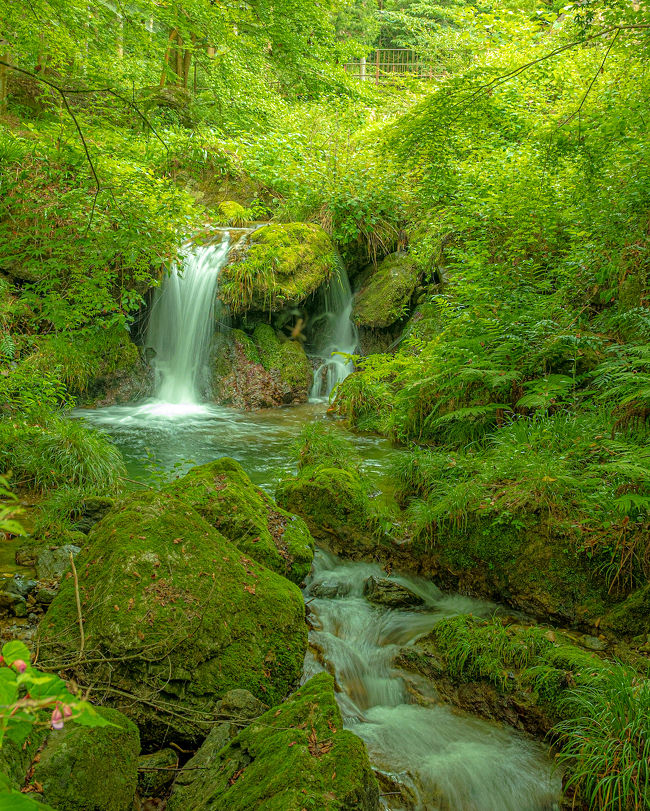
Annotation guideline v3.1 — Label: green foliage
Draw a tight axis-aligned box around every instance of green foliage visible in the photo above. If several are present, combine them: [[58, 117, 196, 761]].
[[293, 423, 361, 472], [555, 666, 650, 811], [0, 640, 112, 749], [0, 476, 23, 538], [0, 416, 126, 493]]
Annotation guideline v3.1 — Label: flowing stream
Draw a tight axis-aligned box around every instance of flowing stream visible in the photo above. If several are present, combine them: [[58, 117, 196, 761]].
[[304, 551, 561, 810], [76, 236, 561, 809]]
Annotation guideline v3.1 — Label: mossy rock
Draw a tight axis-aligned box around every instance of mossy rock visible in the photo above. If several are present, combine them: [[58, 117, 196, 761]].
[[220, 223, 335, 314], [352, 253, 420, 329], [401, 517, 609, 628], [276, 466, 385, 559], [252, 324, 312, 403], [213, 330, 284, 410], [214, 326, 312, 408], [166, 673, 380, 811], [36, 490, 307, 747], [601, 583, 650, 637], [164, 458, 314, 584], [31, 325, 146, 403], [31, 707, 139, 811]]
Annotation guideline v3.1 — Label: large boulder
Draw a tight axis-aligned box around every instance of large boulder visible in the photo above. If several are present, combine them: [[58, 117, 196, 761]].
[[214, 325, 312, 409], [167, 673, 380, 811], [31, 707, 140, 811], [220, 223, 335, 314], [36, 490, 307, 747], [164, 458, 314, 584], [352, 253, 420, 329], [276, 466, 387, 559]]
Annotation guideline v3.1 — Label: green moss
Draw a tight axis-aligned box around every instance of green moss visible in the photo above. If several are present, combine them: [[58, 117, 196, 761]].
[[32, 707, 140, 811], [251, 324, 312, 400], [217, 201, 251, 226], [276, 465, 386, 558], [167, 673, 380, 811], [33, 325, 140, 396], [164, 458, 314, 584], [422, 517, 609, 626], [252, 323, 280, 367], [221, 223, 335, 314], [231, 328, 260, 364], [601, 583, 650, 637], [352, 253, 420, 328], [37, 490, 307, 747]]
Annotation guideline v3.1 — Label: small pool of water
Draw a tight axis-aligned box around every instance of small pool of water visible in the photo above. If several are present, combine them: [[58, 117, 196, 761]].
[[76, 400, 398, 491]]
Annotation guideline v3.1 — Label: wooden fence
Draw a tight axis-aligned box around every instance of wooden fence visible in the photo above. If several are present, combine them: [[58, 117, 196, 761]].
[[343, 49, 432, 83]]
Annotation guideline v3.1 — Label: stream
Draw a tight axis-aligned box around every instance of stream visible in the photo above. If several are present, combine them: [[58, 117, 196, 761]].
[[75, 237, 562, 809]]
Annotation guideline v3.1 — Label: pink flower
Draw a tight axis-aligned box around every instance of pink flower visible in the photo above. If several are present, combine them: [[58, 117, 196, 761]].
[[12, 659, 27, 674], [62, 705, 73, 719], [51, 706, 64, 730]]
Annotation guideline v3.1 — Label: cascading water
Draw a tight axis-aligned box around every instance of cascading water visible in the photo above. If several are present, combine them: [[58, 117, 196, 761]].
[[304, 549, 562, 811], [309, 261, 358, 399], [145, 236, 230, 410]]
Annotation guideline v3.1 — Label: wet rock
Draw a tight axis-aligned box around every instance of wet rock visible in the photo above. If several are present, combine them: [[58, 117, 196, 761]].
[[166, 673, 380, 811], [37, 490, 307, 748], [164, 689, 267, 805], [311, 581, 352, 599], [164, 457, 314, 585], [4, 574, 37, 598], [0, 590, 27, 616], [33, 706, 140, 811], [580, 634, 608, 651], [363, 576, 424, 608], [137, 748, 178, 798], [217, 688, 268, 721], [36, 543, 81, 581], [11, 599, 27, 618]]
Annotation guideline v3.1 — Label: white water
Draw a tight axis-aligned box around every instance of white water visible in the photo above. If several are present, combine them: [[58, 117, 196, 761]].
[[145, 237, 230, 410], [304, 550, 562, 811], [310, 262, 358, 399]]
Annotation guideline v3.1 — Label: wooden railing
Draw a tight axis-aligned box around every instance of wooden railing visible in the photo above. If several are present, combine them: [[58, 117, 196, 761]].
[[343, 49, 432, 82]]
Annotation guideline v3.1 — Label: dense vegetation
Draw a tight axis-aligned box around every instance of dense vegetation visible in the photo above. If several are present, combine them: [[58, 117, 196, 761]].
[[0, 1, 649, 809]]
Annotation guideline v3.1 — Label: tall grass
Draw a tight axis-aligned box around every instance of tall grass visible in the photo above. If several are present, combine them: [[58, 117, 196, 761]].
[[0, 416, 126, 492]]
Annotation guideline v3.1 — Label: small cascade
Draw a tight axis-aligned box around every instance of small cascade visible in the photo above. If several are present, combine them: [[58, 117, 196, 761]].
[[146, 236, 230, 407], [304, 550, 562, 810], [309, 261, 358, 400]]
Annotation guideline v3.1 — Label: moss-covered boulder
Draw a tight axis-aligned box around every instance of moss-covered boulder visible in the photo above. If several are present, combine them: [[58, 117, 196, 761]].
[[167, 673, 380, 811], [276, 466, 386, 559], [164, 458, 314, 584], [352, 253, 420, 329], [214, 329, 284, 409], [220, 223, 335, 314], [36, 490, 307, 747], [30, 707, 139, 811], [214, 325, 312, 408], [253, 323, 312, 402]]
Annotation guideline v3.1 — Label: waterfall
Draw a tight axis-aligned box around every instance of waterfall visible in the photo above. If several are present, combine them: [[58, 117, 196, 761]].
[[309, 262, 358, 400], [146, 236, 230, 407]]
